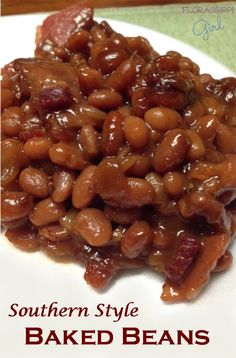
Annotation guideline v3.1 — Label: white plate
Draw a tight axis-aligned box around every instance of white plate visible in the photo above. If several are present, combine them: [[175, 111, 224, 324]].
[[0, 14, 235, 358]]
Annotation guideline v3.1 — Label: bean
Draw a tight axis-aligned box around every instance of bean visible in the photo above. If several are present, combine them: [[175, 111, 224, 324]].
[[1, 216, 28, 229], [105, 58, 136, 92], [195, 114, 219, 140], [157, 200, 178, 216], [163, 171, 186, 197], [122, 155, 151, 177], [60, 209, 78, 232], [1, 191, 33, 221], [72, 165, 97, 209], [91, 24, 107, 42], [78, 103, 106, 128], [215, 124, 236, 154], [104, 205, 141, 225], [107, 33, 129, 51], [147, 248, 169, 272], [123, 178, 155, 208], [1, 138, 28, 187], [95, 158, 128, 203], [2, 138, 27, 167], [185, 129, 205, 161], [52, 169, 76, 202], [39, 225, 70, 241], [23, 137, 52, 160], [78, 66, 103, 95], [121, 221, 153, 258], [178, 191, 226, 231], [95, 49, 129, 75], [118, 105, 132, 118], [42, 239, 74, 257], [153, 229, 172, 249], [88, 89, 123, 110], [2, 106, 23, 137], [99, 20, 114, 37], [80, 124, 99, 157], [123, 116, 150, 149], [49, 142, 87, 170], [73, 208, 112, 246], [101, 111, 124, 155], [29, 198, 66, 226], [6, 225, 39, 251], [201, 96, 225, 118], [66, 30, 90, 52], [144, 107, 183, 131], [127, 36, 153, 56], [183, 100, 206, 126], [19, 167, 50, 198], [153, 129, 189, 173], [1, 88, 14, 110], [145, 172, 168, 205]]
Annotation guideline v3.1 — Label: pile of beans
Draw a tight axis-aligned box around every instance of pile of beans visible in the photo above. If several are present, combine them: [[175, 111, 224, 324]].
[[1, 3, 236, 302]]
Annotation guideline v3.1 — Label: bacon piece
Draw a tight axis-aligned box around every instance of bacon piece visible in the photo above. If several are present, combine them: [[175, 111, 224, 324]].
[[165, 234, 201, 283], [13, 58, 81, 112], [161, 233, 230, 302], [36, 1, 93, 47]]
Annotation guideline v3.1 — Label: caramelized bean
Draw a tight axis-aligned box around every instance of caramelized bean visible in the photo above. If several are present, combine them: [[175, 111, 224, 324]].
[[195, 114, 219, 140], [2, 106, 23, 137], [66, 30, 90, 52], [144, 107, 183, 132], [124, 178, 155, 208], [101, 111, 124, 155], [123, 116, 150, 149], [78, 66, 103, 95], [1, 216, 28, 229], [80, 124, 99, 157], [30, 198, 66, 226], [49, 142, 87, 170], [1, 138, 28, 187], [95, 158, 128, 203], [39, 224, 70, 241], [73, 208, 112, 246], [1, 191, 33, 221], [59, 209, 78, 232], [23, 137, 52, 159], [153, 129, 189, 173], [123, 155, 151, 177], [72, 165, 97, 209], [105, 58, 136, 92], [185, 129, 205, 161], [121, 221, 153, 258], [6, 225, 39, 251], [88, 89, 123, 110], [145, 172, 168, 205], [52, 169, 76, 202], [153, 229, 172, 249], [104, 205, 141, 225], [1, 89, 14, 110], [215, 124, 236, 154], [147, 248, 169, 272], [178, 191, 226, 231], [163, 171, 186, 197], [19, 167, 50, 198], [42, 239, 74, 257], [95, 49, 129, 75], [78, 103, 106, 128]]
